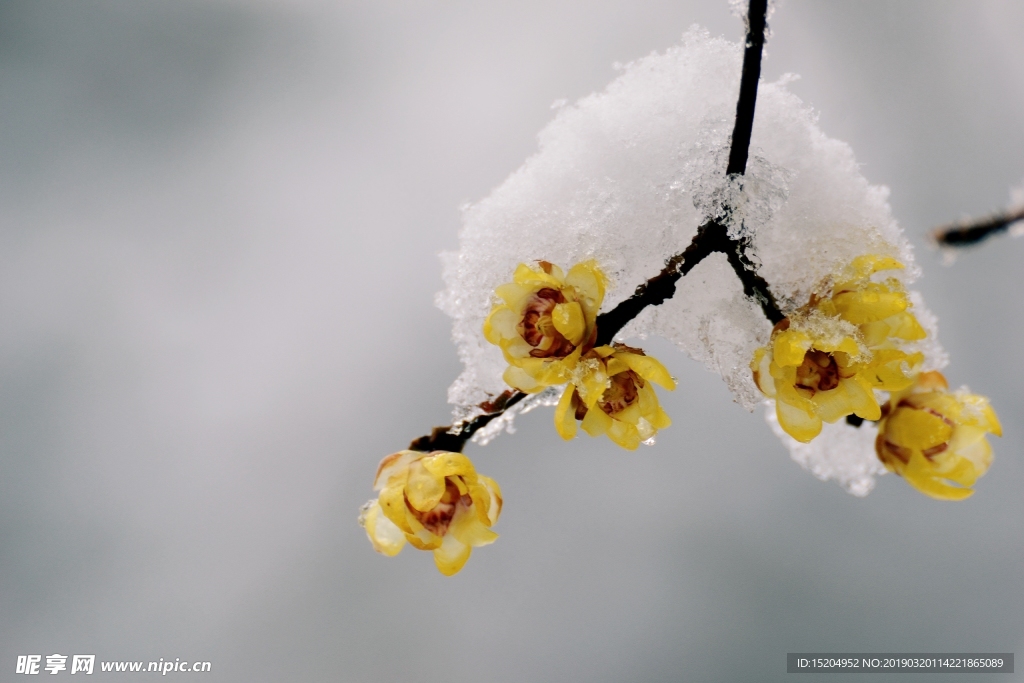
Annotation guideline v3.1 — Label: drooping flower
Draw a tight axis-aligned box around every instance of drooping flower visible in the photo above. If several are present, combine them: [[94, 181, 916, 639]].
[[554, 344, 675, 450], [876, 371, 1002, 500], [359, 450, 501, 575], [483, 260, 607, 393], [752, 314, 880, 442], [751, 255, 926, 443]]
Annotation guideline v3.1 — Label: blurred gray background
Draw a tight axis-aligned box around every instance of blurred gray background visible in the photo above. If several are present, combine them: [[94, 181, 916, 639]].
[[0, 1, 1022, 681]]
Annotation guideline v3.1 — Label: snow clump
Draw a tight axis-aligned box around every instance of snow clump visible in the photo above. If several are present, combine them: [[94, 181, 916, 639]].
[[436, 28, 945, 494]]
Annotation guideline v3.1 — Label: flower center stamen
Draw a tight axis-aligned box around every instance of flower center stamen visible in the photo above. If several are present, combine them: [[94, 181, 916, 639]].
[[599, 371, 642, 415], [519, 288, 576, 358], [795, 350, 840, 392], [408, 479, 470, 537]]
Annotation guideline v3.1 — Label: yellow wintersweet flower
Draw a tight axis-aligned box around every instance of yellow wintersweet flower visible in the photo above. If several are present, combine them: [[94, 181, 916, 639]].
[[818, 255, 927, 394], [554, 344, 675, 450], [876, 371, 1002, 500], [752, 314, 881, 443], [483, 260, 607, 393], [818, 254, 927, 355], [752, 255, 928, 443], [359, 450, 502, 576]]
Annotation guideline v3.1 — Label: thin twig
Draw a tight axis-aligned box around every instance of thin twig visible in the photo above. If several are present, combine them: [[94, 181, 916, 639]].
[[408, 390, 526, 452], [727, 0, 767, 177], [594, 213, 783, 346], [410, 0, 777, 453], [932, 206, 1024, 248], [596, 0, 780, 345]]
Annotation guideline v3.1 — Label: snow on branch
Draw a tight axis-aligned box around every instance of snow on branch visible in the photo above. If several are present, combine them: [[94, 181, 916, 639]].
[[413, 0, 775, 454]]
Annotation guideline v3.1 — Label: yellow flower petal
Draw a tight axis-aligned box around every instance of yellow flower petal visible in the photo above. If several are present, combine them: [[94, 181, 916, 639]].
[[433, 534, 472, 576], [500, 335, 534, 362], [406, 534, 441, 551], [552, 301, 586, 345], [554, 386, 578, 441], [750, 347, 776, 398], [575, 364, 610, 409], [478, 475, 502, 525], [945, 425, 994, 476], [449, 505, 499, 548], [776, 396, 823, 443], [835, 336, 862, 357], [503, 365, 546, 393], [886, 406, 953, 452], [494, 281, 533, 311], [845, 376, 881, 421], [835, 255, 904, 291], [373, 450, 420, 491], [604, 355, 630, 376], [580, 405, 612, 436], [512, 262, 560, 289], [773, 329, 812, 367], [651, 407, 671, 429], [620, 352, 676, 390], [404, 461, 447, 512], [361, 501, 407, 557], [614, 401, 643, 426], [483, 306, 518, 344], [902, 451, 973, 501], [810, 385, 858, 424], [957, 394, 1003, 436], [948, 438, 992, 484], [635, 417, 655, 441], [934, 455, 979, 487], [886, 311, 927, 341], [607, 419, 640, 450], [866, 349, 922, 391], [379, 484, 416, 535], [917, 371, 949, 391], [466, 481, 492, 525], [451, 475, 470, 497], [406, 525, 443, 551], [637, 381, 658, 414], [832, 286, 907, 324], [565, 260, 607, 318], [421, 452, 476, 481]]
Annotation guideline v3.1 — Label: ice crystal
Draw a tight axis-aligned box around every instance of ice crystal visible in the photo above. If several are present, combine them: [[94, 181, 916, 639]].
[[467, 387, 561, 446]]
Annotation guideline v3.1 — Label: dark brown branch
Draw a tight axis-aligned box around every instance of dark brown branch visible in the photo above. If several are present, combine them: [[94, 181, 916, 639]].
[[596, 0, 781, 345], [408, 390, 526, 452], [595, 213, 783, 346], [410, 0, 778, 453], [727, 0, 767, 176], [932, 206, 1024, 248]]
